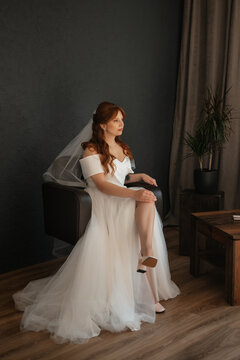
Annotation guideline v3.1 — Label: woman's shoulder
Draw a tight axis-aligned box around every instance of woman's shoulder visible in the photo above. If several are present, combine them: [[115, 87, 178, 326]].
[[82, 146, 99, 158]]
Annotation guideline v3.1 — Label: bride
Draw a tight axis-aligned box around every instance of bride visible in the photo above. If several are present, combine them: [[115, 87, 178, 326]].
[[12, 101, 180, 344]]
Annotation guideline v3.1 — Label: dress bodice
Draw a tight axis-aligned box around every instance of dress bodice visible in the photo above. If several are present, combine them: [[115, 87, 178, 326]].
[[79, 154, 134, 188]]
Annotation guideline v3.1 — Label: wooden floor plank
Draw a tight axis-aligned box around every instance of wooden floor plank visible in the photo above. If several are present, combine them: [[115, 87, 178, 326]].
[[1, 228, 240, 360]]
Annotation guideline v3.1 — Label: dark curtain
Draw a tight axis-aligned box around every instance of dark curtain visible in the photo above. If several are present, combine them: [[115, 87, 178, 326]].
[[167, 0, 240, 224]]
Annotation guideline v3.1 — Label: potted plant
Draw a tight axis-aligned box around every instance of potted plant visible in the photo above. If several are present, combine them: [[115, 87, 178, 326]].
[[184, 87, 233, 194], [184, 126, 208, 171]]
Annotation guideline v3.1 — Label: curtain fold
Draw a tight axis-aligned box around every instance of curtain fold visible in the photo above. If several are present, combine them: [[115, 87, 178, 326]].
[[168, 0, 240, 224]]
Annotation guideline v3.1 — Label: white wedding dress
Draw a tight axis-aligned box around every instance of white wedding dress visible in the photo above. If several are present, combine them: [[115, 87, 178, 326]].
[[13, 154, 180, 344]]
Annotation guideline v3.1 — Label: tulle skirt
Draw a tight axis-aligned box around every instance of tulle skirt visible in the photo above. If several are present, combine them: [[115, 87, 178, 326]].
[[13, 186, 180, 344]]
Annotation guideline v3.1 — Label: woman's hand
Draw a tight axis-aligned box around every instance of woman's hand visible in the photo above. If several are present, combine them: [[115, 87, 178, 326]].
[[141, 173, 158, 187], [132, 189, 157, 202]]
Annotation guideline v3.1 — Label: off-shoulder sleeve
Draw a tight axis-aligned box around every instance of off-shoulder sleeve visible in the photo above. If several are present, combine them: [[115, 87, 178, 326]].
[[79, 154, 104, 179]]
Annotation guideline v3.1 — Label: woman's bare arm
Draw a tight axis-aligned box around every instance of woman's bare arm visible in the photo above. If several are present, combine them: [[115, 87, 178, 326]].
[[125, 172, 158, 187], [124, 173, 143, 183], [83, 148, 156, 202], [90, 173, 156, 202], [91, 173, 137, 198]]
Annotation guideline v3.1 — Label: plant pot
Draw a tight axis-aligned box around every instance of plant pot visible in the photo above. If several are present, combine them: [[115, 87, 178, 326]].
[[194, 169, 219, 194]]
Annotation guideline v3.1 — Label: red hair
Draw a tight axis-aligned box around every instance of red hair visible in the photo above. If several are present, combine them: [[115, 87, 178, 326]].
[[81, 101, 133, 175]]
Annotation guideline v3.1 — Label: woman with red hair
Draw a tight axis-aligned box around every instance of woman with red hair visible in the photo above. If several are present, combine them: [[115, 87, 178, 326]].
[[13, 101, 180, 344], [82, 102, 160, 270]]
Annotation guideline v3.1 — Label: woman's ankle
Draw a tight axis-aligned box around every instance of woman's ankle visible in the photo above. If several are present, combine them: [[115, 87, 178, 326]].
[[140, 248, 153, 257]]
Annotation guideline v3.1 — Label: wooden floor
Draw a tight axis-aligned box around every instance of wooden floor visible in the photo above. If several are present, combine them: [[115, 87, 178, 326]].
[[1, 228, 240, 360]]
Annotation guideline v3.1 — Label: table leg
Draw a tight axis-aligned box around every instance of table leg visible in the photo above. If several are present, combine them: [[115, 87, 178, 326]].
[[225, 240, 240, 305], [190, 217, 200, 276]]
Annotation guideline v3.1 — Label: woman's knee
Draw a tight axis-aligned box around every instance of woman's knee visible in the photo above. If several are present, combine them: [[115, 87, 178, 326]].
[[136, 201, 155, 209]]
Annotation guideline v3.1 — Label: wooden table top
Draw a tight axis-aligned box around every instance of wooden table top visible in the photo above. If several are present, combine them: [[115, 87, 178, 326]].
[[192, 209, 240, 240]]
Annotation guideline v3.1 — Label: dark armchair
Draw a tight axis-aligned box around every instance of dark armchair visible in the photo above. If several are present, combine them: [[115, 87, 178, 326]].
[[42, 181, 163, 247]]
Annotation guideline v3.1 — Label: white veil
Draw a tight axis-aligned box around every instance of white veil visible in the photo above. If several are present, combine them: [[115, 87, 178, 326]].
[[42, 114, 136, 188], [42, 117, 94, 188]]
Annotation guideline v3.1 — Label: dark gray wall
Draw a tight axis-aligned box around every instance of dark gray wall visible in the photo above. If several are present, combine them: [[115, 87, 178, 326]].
[[0, 0, 183, 273]]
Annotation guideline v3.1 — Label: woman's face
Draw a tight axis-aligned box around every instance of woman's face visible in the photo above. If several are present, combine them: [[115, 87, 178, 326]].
[[101, 110, 124, 137]]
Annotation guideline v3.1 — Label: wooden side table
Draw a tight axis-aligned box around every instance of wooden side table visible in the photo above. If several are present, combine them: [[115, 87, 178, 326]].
[[179, 189, 224, 255], [190, 209, 240, 306]]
